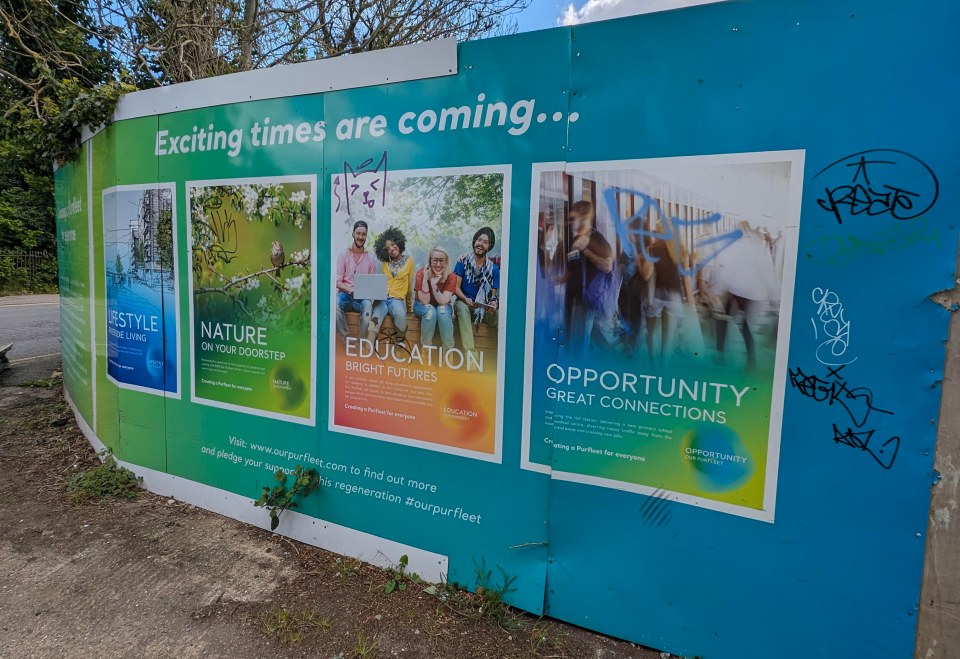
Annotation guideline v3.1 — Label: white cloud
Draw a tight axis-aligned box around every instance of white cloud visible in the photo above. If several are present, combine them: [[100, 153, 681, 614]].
[[559, 0, 726, 26]]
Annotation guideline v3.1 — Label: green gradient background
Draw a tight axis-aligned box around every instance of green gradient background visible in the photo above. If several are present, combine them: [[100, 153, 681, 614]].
[[54, 148, 93, 422], [191, 180, 313, 420]]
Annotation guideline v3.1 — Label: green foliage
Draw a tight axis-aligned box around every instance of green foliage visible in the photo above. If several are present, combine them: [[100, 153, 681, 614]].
[[344, 173, 505, 273], [527, 619, 566, 657], [384, 554, 421, 593], [67, 451, 142, 503], [0, 0, 129, 257], [254, 466, 320, 531], [190, 182, 312, 329], [352, 630, 379, 659], [423, 560, 520, 631], [0, 252, 57, 294], [396, 174, 505, 228], [6, 79, 133, 164], [472, 558, 520, 629], [261, 606, 331, 644], [0, 140, 55, 253], [156, 207, 175, 271], [334, 556, 361, 583], [19, 378, 58, 388]]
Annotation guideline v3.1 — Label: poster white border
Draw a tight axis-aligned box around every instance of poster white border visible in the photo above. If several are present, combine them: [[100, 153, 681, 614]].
[[101, 182, 182, 400], [185, 174, 318, 426], [520, 150, 806, 523], [327, 164, 511, 464]]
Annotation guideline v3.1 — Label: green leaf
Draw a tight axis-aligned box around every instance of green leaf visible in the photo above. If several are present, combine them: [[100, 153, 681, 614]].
[[385, 580, 396, 594]]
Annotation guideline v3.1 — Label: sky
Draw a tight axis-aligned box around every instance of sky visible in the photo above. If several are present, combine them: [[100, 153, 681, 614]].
[[515, 0, 724, 32]]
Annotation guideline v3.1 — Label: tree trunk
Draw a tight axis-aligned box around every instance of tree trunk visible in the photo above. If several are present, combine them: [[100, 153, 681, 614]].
[[240, 0, 259, 69]]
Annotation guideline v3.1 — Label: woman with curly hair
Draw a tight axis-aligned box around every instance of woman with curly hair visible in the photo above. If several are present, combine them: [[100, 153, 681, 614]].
[[368, 226, 414, 342]]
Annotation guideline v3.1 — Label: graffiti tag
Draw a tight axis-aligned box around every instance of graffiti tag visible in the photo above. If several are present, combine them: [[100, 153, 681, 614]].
[[333, 151, 388, 214], [788, 364, 899, 470], [605, 187, 743, 277], [813, 149, 938, 224], [810, 287, 856, 366]]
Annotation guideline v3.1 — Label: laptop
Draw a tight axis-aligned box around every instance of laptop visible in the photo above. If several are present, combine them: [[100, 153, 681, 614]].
[[353, 273, 388, 300]]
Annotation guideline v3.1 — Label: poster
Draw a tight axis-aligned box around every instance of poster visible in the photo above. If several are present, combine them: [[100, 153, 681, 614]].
[[329, 164, 510, 461], [522, 152, 804, 520], [187, 176, 317, 424], [102, 184, 180, 397]]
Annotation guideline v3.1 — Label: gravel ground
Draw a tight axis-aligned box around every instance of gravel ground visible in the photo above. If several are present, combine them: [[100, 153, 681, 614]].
[[0, 380, 671, 659]]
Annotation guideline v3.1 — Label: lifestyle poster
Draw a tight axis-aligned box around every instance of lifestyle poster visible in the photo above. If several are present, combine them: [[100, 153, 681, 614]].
[[102, 184, 181, 397], [328, 163, 510, 461], [188, 175, 317, 425], [522, 151, 804, 520]]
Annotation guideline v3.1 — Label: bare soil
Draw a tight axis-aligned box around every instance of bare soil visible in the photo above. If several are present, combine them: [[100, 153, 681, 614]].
[[0, 380, 670, 659]]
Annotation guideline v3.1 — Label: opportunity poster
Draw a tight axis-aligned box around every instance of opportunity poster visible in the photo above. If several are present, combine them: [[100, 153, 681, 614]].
[[188, 176, 317, 424], [522, 152, 804, 520], [102, 184, 180, 397], [328, 164, 510, 461]]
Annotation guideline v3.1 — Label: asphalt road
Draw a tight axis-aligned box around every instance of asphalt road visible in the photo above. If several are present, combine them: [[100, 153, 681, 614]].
[[0, 294, 62, 385]]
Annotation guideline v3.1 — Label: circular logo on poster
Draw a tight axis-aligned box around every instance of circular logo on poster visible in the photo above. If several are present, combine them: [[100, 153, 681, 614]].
[[438, 387, 489, 444], [271, 363, 306, 411], [682, 424, 752, 490], [145, 345, 164, 379]]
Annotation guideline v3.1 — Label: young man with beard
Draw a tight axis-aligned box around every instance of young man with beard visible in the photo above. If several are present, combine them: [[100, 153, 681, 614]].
[[454, 226, 500, 354], [335, 220, 376, 340]]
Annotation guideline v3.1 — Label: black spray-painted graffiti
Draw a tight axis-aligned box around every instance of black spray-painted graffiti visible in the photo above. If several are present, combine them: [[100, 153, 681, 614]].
[[813, 149, 938, 224], [333, 151, 388, 214], [788, 364, 899, 469], [604, 187, 743, 276]]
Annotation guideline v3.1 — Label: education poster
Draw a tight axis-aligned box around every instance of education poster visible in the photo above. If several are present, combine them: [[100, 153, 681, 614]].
[[102, 184, 180, 397], [522, 152, 804, 520], [187, 176, 317, 424], [329, 164, 510, 461]]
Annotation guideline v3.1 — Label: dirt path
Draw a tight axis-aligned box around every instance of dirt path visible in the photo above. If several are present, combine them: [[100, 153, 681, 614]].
[[0, 382, 668, 659]]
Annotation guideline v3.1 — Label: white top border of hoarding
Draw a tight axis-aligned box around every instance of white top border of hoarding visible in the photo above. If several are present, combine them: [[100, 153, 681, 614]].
[[82, 38, 456, 140]]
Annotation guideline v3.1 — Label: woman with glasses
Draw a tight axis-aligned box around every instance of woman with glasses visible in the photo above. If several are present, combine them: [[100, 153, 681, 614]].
[[413, 246, 457, 348]]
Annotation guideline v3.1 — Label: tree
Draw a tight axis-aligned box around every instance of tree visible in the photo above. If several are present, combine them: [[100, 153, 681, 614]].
[[0, 0, 528, 263], [0, 0, 129, 258], [156, 208, 174, 275], [88, 0, 531, 84], [0, 0, 129, 161]]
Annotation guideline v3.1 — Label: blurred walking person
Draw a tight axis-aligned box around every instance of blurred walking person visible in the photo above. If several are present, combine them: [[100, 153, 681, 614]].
[[709, 221, 780, 370]]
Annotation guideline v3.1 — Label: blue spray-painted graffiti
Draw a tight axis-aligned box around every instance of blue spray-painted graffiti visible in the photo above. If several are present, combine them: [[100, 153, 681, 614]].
[[604, 186, 743, 276]]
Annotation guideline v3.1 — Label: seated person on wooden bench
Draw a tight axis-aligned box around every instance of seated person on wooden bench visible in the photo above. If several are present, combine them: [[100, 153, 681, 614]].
[[335, 220, 376, 340], [413, 246, 457, 348], [454, 227, 500, 354], [369, 226, 414, 343]]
